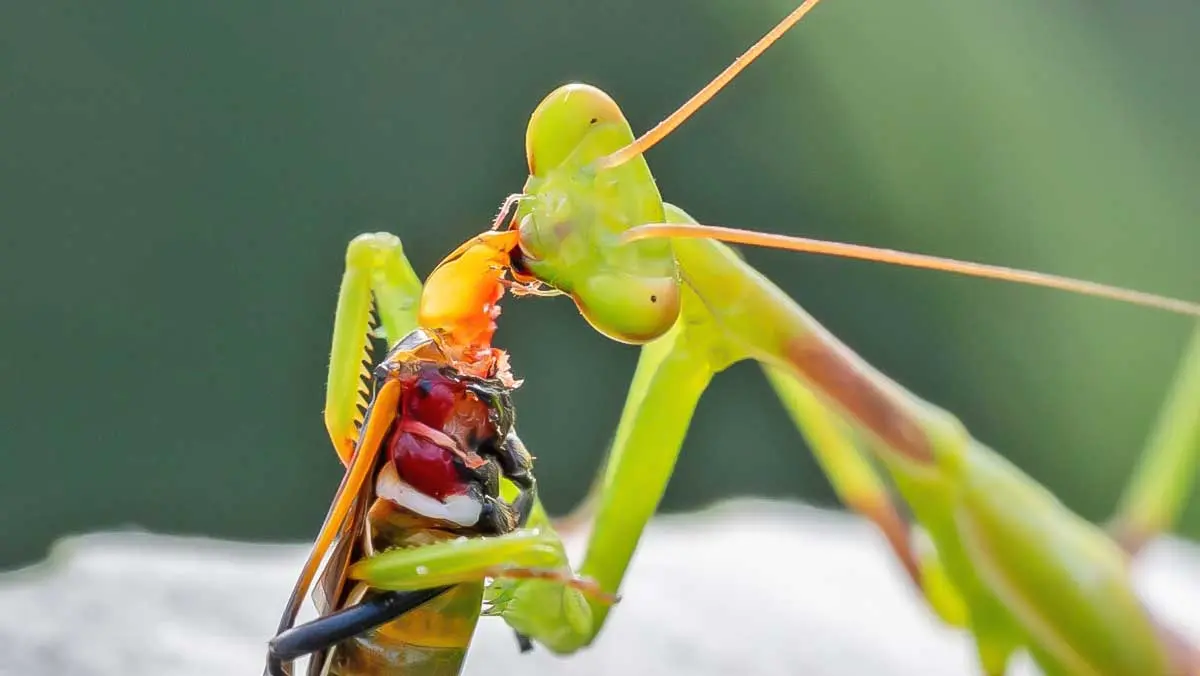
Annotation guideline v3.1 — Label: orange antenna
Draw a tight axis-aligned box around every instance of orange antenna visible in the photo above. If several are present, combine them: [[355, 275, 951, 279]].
[[622, 223, 1200, 318], [596, 0, 825, 171]]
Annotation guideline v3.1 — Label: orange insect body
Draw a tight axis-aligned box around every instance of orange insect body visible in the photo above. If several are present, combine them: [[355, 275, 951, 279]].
[[417, 229, 523, 386]]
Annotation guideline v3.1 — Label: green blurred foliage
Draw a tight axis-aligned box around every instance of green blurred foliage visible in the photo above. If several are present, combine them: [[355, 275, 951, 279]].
[[0, 0, 1196, 568]]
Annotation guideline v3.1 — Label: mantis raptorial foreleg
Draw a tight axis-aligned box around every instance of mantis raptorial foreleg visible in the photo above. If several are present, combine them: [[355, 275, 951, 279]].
[[350, 526, 599, 599], [325, 232, 424, 464], [270, 234, 429, 676], [270, 233, 426, 673], [349, 513, 616, 654]]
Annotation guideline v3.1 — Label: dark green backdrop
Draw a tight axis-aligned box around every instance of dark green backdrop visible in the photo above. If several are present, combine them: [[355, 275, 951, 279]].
[[2, 0, 1198, 568]]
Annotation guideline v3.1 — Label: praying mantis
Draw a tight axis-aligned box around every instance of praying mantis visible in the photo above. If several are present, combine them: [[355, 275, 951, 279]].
[[270, 1, 1200, 674]]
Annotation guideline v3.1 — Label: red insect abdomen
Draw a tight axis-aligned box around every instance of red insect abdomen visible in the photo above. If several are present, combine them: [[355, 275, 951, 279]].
[[386, 366, 493, 501]]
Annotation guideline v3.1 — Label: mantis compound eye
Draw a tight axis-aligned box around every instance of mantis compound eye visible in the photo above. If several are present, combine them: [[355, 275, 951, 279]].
[[571, 271, 681, 344], [525, 83, 627, 176]]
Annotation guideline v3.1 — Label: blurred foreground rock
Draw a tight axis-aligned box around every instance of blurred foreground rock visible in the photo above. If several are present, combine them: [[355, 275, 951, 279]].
[[1, 500, 1198, 676]]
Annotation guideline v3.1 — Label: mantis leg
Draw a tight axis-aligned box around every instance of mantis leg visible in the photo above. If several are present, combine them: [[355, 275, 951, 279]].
[[762, 364, 917, 576], [348, 526, 616, 654], [569, 290, 718, 643], [325, 232, 424, 464], [270, 234, 424, 663], [1109, 323, 1200, 554], [761, 364, 969, 629]]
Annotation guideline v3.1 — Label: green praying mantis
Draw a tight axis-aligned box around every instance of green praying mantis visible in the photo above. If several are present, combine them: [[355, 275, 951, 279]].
[[269, 1, 1200, 674]]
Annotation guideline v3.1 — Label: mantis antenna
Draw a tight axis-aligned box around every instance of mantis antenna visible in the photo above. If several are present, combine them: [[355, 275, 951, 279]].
[[622, 223, 1200, 318], [599, 0, 1198, 319], [595, 0, 826, 170]]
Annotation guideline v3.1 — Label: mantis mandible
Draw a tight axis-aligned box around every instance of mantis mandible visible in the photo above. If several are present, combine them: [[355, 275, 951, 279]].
[[279, 1, 1200, 674]]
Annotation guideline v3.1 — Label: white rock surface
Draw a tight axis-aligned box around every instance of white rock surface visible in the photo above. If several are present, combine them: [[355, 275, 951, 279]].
[[1, 500, 1197, 676]]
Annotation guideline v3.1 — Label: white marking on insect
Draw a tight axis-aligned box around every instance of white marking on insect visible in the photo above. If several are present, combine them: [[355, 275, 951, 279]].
[[375, 462, 482, 527]]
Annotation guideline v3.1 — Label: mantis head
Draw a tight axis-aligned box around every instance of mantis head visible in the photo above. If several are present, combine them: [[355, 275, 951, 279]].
[[506, 0, 833, 344], [503, 0, 1200, 352], [513, 84, 682, 345]]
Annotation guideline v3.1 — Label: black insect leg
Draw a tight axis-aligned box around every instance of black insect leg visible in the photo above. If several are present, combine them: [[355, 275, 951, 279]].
[[512, 478, 536, 529], [265, 586, 451, 676]]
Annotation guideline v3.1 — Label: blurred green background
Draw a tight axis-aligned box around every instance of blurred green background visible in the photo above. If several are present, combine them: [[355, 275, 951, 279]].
[[1, 0, 1197, 569]]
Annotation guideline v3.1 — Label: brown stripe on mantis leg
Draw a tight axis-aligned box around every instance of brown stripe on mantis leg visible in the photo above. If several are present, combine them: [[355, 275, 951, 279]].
[[482, 566, 620, 605], [660, 228, 969, 620], [784, 331, 935, 465], [848, 490, 920, 586]]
